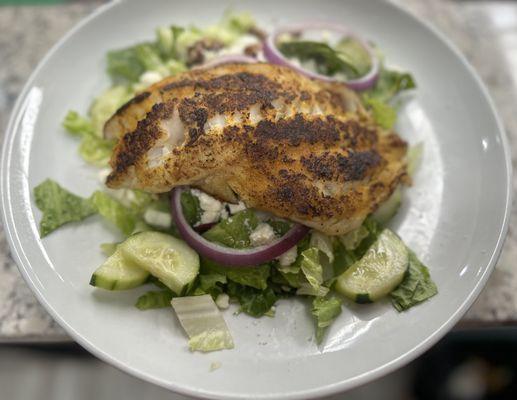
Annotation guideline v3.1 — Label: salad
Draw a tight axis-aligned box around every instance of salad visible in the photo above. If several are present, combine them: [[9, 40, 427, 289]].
[[34, 12, 437, 352]]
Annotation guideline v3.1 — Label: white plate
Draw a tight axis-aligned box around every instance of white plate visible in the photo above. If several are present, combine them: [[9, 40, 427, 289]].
[[0, 0, 511, 399]]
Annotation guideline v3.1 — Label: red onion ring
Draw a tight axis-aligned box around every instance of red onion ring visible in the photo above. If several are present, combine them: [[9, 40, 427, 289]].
[[263, 21, 379, 91], [171, 187, 310, 266], [194, 54, 257, 70]]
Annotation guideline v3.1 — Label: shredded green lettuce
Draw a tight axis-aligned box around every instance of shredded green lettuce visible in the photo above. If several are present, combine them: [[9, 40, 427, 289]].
[[62, 111, 115, 167], [89, 86, 133, 136], [34, 179, 97, 237], [172, 294, 234, 352], [227, 281, 277, 318], [90, 191, 137, 236], [311, 296, 343, 343], [78, 134, 115, 167], [181, 190, 201, 226], [361, 68, 416, 129], [198, 273, 227, 299], [62, 111, 95, 137], [201, 258, 270, 290], [136, 290, 174, 310], [203, 209, 258, 248], [299, 248, 328, 297], [391, 250, 437, 311]]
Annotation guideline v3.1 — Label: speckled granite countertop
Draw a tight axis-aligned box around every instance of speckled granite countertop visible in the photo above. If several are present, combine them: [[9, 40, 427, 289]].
[[0, 0, 516, 342]]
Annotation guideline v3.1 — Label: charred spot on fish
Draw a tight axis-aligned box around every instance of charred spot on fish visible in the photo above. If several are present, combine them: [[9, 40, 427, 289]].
[[254, 114, 340, 146]]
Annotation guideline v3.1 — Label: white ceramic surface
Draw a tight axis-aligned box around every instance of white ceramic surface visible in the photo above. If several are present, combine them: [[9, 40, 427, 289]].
[[0, 0, 511, 399]]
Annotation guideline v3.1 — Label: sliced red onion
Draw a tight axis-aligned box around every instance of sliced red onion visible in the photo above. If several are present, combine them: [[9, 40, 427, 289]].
[[263, 21, 379, 91], [194, 54, 258, 70], [171, 187, 309, 266]]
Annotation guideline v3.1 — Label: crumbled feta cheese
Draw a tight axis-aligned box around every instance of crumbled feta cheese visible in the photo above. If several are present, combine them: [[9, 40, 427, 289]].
[[228, 201, 246, 215], [139, 71, 163, 86], [143, 208, 172, 229], [191, 189, 224, 224], [277, 246, 298, 266], [249, 223, 276, 247], [215, 293, 230, 309]]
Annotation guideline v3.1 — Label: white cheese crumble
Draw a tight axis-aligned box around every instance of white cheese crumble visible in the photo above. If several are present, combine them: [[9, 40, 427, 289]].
[[249, 223, 276, 247], [191, 189, 224, 224], [227, 201, 246, 215], [277, 246, 298, 266], [215, 293, 230, 309]]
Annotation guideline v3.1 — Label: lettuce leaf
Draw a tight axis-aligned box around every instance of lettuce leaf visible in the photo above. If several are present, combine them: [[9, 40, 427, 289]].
[[361, 68, 416, 129], [201, 257, 270, 290], [107, 47, 146, 83], [312, 296, 343, 343], [299, 248, 327, 297], [172, 295, 234, 352], [89, 86, 133, 136], [78, 134, 115, 167], [62, 111, 94, 137], [181, 190, 201, 226], [62, 111, 115, 166], [90, 191, 137, 236], [203, 209, 259, 248], [135, 290, 174, 310], [390, 250, 437, 311], [34, 179, 97, 237], [227, 281, 277, 318], [279, 40, 360, 79]]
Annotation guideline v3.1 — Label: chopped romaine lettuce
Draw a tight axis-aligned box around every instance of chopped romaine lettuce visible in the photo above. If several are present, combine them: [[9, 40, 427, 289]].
[[198, 273, 227, 299], [172, 294, 234, 352], [107, 47, 146, 84], [390, 250, 437, 311], [89, 86, 133, 136], [62, 110, 115, 166], [309, 231, 334, 263], [203, 209, 259, 248], [136, 290, 174, 310], [311, 296, 343, 343], [181, 190, 201, 226], [299, 248, 328, 297], [331, 240, 357, 277], [267, 219, 291, 236], [34, 179, 97, 237], [78, 133, 115, 167], [91, 191, 137, 236], [362, 97, 397, 130], [201, 257, 270, 290], [279, 40, 361, 79], [340, 225, 370, 251], [227, 281, 277, 318], [335, 37, 371, 76], [62, 110, 94, 137], [361, 68, 416, 129]]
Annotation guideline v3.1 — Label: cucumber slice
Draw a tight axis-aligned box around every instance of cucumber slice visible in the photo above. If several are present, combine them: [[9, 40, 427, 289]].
[[90, 248, 149, 290], [372, 187, 402, 226], [335, 229, 408, 303], [120, 231, 199, 295]]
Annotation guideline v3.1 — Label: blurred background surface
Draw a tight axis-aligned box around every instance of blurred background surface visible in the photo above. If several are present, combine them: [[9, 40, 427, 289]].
[[1, 0, 517, 399]]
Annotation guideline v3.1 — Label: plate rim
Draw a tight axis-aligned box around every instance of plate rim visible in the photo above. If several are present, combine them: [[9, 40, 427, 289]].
[[0, 0, 512, 399]]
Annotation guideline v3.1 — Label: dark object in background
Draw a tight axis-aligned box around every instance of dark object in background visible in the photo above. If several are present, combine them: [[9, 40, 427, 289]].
[[413, 327, 517, 400]]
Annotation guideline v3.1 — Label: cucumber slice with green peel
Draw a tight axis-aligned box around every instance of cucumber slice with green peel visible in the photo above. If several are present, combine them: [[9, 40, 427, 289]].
[[90, 248, 149, 290], [372, 187, 402, 226], [120, 231, 199, 295], [335, 229, 409, 303]]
